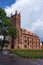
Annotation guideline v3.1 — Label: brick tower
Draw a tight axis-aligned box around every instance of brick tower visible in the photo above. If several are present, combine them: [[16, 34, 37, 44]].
[[11, 11, 21, 30], [8, 11, 21, 49]]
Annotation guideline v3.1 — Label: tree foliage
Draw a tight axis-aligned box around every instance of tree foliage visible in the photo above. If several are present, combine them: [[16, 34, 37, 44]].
[[0, 8, 11, 27], [0, 8, 18, 50], [8, 26, 18, 38], [0, 8, 6, 19]]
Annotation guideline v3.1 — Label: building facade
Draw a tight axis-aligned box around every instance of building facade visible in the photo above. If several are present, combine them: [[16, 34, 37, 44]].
[[8, 11, 41, 49]]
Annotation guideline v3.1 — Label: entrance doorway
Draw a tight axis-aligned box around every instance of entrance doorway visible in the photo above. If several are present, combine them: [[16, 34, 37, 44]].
[[11, 44, 14, 49]]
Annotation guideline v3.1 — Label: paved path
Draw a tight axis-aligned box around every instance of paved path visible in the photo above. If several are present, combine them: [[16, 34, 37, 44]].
[[0, 50, 43, 65]]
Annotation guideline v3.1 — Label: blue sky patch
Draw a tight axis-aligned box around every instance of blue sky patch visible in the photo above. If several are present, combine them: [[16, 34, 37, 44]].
[[0, 0, 16, 8]]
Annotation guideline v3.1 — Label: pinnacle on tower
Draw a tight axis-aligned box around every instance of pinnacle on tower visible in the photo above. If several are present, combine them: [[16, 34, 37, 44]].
[[11, 13, 12, 17], [19, 12, 20, 16], [15, 10, 17, 14]]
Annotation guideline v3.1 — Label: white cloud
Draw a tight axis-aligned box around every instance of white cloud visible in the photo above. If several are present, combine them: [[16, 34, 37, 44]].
[[5, 0, 30, 16], [30, 19, 43, 31], [4, 0, 43, 40], [30, 13, 43, 31]]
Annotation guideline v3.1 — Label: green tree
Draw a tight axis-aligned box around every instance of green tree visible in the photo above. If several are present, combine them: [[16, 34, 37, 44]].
[[0, 8, 6, 19], [0, 8, 11, 27], [8, 26, 18, 49], [0, 8, 11, 51], [0, 8, 18, 50], [0, 26, 8, 51]]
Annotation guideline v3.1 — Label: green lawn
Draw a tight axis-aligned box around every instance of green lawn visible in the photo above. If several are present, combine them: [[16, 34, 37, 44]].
[[10, 49, 43, 58]]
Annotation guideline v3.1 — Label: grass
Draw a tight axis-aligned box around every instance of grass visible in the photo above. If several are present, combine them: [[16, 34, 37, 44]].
[[10, 49, 43, 58]]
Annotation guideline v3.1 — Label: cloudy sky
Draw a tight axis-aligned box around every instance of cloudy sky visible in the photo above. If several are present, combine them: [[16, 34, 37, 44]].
[[0, 0, 43, 41]]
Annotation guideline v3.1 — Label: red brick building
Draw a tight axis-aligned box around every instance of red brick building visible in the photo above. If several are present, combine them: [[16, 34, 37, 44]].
[[8, 11, 41, 49]]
